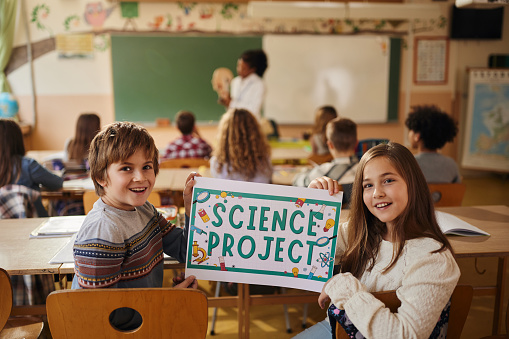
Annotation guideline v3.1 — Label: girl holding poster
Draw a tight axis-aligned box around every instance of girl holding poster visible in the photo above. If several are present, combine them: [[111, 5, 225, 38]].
[[296, 142, 459, 338]]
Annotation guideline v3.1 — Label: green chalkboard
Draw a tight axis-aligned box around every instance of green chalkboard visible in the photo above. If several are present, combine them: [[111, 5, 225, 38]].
[[111, 35, 262, 123]]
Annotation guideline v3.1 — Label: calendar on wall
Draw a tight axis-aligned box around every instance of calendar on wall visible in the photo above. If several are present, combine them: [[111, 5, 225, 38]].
[[414, 37, 449, 84]]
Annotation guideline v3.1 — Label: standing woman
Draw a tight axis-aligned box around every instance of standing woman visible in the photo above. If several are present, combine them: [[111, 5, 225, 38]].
[[0, 118, 63, 217]]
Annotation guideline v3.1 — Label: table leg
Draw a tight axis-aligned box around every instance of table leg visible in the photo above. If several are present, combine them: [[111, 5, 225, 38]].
[[492, 257, 507, 335], [244, 284, 250, 339], [238, 283, 245, 339]]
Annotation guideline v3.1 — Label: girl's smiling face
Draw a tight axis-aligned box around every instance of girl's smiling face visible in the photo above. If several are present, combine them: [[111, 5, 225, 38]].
[[98, 149, 156, 211], [362, 156, 408, 235]]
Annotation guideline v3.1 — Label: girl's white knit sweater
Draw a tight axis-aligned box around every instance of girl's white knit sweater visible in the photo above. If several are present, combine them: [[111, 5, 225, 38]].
[[325, 222, 460, 338]]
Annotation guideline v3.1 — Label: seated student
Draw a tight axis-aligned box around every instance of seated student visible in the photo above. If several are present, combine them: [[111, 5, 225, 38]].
[[0, 118, 63, 217], [210, 108, 272, 183], [311, 106, 338, 156], [160, 110, 212, 160], [293, 117, 358, 204], [63, 113, 101, 166], [295, 142, 460, 338], [72, 122, 198, 330], [405, 105, 461, 183], [56, 113, 101, 215]]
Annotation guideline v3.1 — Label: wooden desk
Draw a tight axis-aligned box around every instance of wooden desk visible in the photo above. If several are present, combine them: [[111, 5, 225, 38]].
[[0, 218, 67, 276]]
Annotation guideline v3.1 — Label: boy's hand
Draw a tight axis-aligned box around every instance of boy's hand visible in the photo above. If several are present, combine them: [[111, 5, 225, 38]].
[[173, 274, 198, 289], [183, 172, 201, 216], [308, 176, 340, 196]]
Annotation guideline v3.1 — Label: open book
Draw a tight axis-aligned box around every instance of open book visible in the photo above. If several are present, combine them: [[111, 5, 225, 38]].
[[436, 211, 490, 236]]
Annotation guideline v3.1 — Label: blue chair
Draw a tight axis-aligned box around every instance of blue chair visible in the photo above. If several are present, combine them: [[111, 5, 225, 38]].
[[355, 139, 389, 159]]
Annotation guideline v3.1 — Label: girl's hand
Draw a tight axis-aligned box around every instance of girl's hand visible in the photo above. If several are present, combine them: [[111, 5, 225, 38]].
[[308, 176, 340, 196], [174, 274, 198, 289], [318, 290, 331, 309], [183, 172, 201, 216]]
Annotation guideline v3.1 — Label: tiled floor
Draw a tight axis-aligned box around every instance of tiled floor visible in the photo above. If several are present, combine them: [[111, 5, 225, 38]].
[[195, 173, 509, 338]]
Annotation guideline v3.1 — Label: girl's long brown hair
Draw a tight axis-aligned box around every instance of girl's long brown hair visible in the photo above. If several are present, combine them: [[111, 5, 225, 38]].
[[312, 106, 337, 146], [340, 142, 453, 278], [67, 113, 101, 163], [0, 119, 26, 187], [213, 109, 271, 180]]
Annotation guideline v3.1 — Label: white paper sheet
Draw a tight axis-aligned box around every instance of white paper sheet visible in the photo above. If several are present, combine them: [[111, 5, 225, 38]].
[[30, 215, 86, 238]]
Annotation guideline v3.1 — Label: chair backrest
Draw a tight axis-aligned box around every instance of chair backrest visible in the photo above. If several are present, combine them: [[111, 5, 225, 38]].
[[46, 288, 208, 339], [428, 183, 466, 207], [355, 139, 389, 159], [83, 191, 162, 214], [307, 153, 333, 166], [159, 158, 210, 169], [336, 285, 473, 339], [0, 268, 13, 330]]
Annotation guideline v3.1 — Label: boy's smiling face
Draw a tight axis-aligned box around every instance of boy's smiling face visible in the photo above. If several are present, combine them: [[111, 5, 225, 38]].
[[98, 149, 156, 211]]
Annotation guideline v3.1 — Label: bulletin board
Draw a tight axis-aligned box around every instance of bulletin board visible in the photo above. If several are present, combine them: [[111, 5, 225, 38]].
[[111, 34, 400, 124], [414, 37, 449, 85]]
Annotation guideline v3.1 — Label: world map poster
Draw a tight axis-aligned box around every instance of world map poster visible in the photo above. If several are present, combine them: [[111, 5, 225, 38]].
[[462, 69, 509, 172]]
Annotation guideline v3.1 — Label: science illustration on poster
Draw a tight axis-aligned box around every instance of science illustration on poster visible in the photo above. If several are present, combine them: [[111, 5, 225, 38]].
[[185, 177, 343, 293]]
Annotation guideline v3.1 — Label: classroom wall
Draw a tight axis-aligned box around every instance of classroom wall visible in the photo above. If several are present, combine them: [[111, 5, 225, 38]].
[[7, 0, 509, 169]]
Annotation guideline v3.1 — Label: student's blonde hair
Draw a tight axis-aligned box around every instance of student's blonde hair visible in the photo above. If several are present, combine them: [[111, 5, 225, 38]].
[[341, 142, 452, 278], [213, 109, 271, 181], [89, 122, 159, 196]]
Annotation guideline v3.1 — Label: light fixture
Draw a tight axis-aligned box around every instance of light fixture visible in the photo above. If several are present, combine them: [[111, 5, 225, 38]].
[[247, 1, 444, 20]]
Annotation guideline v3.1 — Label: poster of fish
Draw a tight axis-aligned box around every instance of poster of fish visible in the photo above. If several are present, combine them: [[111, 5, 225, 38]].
[[185, 177, 343, 292]]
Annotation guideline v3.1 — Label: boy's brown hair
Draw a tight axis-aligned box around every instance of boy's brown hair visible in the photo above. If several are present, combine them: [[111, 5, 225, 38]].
[[175, 110, 195, 135], [326, 117, 357, 153], [89, 122, 159, 196]]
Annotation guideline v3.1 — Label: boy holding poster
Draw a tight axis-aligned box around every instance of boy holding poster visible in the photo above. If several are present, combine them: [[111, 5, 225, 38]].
[[71, 122, 199, 330], [295, 142, 459, 338]]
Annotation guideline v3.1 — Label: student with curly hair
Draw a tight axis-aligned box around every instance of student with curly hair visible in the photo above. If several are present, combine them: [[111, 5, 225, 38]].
[[210, 108, 272, 183], [405, 105, 461, 183]]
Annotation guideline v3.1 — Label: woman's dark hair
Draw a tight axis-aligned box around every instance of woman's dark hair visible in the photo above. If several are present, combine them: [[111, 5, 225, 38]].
[[240, 49, 268, 77]]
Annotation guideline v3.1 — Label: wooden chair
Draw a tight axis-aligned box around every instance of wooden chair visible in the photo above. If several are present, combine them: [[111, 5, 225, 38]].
[[336, 285, 473, 339], [428, 183, 467, 207], [83, 191, 161, 214], [46, 288, 208, 339], [159, 158, 210, 169], [0, 268, 44, 339], [307, 153, 333, 166]]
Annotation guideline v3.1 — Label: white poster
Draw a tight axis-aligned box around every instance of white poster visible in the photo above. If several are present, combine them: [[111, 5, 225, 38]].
[[185, 177, 343, 293]]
